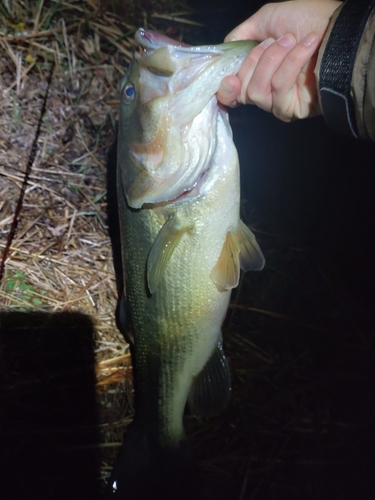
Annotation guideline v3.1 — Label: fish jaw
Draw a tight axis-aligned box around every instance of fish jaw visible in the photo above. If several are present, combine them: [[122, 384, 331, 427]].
[[118, 30, 256, 209]]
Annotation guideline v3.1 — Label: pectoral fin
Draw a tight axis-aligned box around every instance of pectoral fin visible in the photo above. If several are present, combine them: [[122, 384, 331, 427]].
[[210, 221, 265, 291], [147, 215, 190, 294], [210, 231, 240, 291], [188, 342, 231, 418]]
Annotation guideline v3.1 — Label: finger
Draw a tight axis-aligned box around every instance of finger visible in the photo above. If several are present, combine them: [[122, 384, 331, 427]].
[[235, 38, 275, 105], [244, 33, 297, 112], [271, 33, 320, 120], [217, 76, 241, 107], [218, 39, 274, 106]]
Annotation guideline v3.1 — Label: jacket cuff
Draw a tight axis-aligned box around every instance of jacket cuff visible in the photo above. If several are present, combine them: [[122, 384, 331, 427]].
[[316, 0, 375, 138]]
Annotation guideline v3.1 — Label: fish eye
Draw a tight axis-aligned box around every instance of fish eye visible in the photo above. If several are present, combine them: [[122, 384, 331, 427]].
[[123, 83, 135, 102]]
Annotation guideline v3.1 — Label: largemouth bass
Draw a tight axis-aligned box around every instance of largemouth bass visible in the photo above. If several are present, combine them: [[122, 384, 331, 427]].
[[105, 29, 264, 498]]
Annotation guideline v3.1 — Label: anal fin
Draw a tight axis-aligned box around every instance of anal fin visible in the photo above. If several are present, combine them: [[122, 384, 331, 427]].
[[188, 342, 231, 418]]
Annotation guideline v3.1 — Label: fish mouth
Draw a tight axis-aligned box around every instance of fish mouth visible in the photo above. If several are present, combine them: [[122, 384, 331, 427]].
[[133, 29, 238, 80], [135, 28, 248, 56], [135, 29, 191, 51], [123, 31, 256, 209], [125, 99, 223, 209], [142, 169, 209, 209]]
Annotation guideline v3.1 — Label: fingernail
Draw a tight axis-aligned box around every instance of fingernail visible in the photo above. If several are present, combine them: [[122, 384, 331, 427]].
[[277, 34, 295, 48], [260, 37, 274, 49], [302, 32, 318, 47]]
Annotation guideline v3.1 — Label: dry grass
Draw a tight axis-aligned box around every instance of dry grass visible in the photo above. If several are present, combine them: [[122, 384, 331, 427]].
[[0, 5, 133, 351]]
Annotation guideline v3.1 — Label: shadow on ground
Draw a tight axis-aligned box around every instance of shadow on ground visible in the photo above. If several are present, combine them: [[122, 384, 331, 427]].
[[0, 311, 101, 500]]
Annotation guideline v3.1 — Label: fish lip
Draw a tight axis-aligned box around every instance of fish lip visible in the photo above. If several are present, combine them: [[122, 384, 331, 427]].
[[135, 28, 241, 55], [135, 28, 191, 50]]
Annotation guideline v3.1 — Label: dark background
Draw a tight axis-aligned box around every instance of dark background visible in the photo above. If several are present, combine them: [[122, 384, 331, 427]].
[[189, 1, 375, 498]]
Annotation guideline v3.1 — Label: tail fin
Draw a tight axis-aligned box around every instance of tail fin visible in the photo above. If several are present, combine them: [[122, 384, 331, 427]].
[[103, 422, 201, 499]]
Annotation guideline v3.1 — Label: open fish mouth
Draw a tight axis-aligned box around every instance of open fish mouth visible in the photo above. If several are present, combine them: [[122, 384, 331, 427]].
[[135, 28, 249, 54], [121, 30, 256, 209], [134, 28, 249, 80]]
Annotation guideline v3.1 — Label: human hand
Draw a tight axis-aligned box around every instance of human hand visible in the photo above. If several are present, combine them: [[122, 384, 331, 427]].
[[217, 0, 342, 122]]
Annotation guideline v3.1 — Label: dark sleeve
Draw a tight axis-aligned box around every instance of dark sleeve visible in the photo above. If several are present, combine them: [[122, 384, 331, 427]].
[[315, 0, 375, 141]]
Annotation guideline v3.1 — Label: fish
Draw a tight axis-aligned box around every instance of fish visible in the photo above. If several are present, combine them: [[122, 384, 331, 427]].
[[104, 29, 264, 499]]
